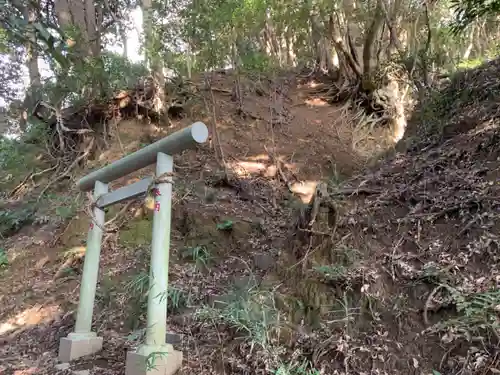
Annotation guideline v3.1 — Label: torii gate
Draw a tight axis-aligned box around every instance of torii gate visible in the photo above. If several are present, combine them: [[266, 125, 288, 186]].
[[58, 122, 209, 375]]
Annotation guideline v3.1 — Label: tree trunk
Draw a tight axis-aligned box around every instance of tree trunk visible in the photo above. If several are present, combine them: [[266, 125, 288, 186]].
[[264, 8, 280, 60], [285, 26, 296, 66], [310, 6, 334, 72], [54, 0, 101, 58], [328, 13, 361, 79], [19, 1, 41, 132], [120, 25, 128, 58], [142, 0, 167, 122], [54, 0, 103, 97], [362, 0, 384, 78]]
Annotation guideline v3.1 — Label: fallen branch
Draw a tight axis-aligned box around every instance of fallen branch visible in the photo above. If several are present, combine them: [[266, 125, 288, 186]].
[[37, 138, 95, 201], [53, 247, 86, 281], [331, 187, 382, 196], [264, 145, 294, 193], [204, 75, 228, 177], [201, 87, 232, 94]]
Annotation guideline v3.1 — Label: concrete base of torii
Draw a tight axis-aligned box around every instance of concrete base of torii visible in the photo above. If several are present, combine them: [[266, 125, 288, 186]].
[[125, 344, 183, 375], [58, 332, 103, 362]]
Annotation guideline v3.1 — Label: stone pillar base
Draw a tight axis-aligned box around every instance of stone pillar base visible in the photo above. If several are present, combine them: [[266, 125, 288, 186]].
[[125, 345, 182, 375], [58, 332, 103, 362]]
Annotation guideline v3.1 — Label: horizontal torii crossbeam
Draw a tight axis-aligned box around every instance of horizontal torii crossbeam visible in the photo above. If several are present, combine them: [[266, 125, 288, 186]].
[[58, 122, 209, 375]]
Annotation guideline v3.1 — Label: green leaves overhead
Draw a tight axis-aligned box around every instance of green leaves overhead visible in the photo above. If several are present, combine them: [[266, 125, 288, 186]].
[[450, 0, 500, 34]]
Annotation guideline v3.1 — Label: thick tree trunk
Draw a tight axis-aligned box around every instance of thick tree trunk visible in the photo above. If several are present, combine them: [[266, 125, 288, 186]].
[[328, 14, 361, 79], [142, 0, 167, 122], [310, 6, 334, 72], [54, 0, 103, 97], [19, 1, 41, 131], [285, 26, 297, 66], [120, 25, 128, 58], [54, 0, 101, 58], [263, 9, 280, 60], [361, 0, 384, 79]]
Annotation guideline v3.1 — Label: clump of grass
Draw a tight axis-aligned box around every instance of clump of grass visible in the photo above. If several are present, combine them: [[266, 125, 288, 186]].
[[124, 272, 190, 329], [195, 287, 281, 350], [196, 285, 326, 374], [181, 245, 212, 269]]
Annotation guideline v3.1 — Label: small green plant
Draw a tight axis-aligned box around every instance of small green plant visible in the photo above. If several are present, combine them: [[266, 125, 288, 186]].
[[195, 287, 280, 349], [96, 275, 116, 307], [124, 272, 150, 329], [328, 162, 344, 188], [158, 287, 190, 313], [181, 245, 212, 268], [61, 267, 76, 277], [0, 208, 35, 237], [314, 265, 348, 282], [125, 272, 189, 329], [450, 288, 500, 331], [431, 285, 500, 339], [240, 51, 273, 73], [146, 350, 169, 371], [216, 219, 233, 231], [55, 205, 76, 220], [0, 248, 8, 267], [41, 193, 81, 221]]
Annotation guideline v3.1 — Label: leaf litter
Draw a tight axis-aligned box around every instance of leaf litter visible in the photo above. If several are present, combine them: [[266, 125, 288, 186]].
[[0, 64, 500, 375]]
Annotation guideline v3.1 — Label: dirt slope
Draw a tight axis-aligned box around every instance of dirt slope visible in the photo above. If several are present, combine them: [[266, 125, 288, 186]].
[[323, 60, 500, 374], [1, 63, 498, 375], [1, 70, 391, 375]]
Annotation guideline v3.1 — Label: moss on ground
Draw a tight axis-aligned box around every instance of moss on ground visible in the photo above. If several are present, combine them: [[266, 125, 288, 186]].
[[119, 218, 153, 248]]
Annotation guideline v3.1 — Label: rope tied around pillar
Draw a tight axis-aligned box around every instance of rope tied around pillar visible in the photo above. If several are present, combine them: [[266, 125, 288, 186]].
[[146, 171, 175, 198], [84, 172, 175, 233]]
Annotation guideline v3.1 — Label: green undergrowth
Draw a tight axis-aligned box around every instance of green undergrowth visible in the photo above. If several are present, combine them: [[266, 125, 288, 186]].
[[121, 271, 190, 330], [0, 191, 83, 240], [427, 285, 500, 341], [119, 217, 153, 248], [95, 264, 191, 331], [0, 206, 35, 237], [195, 277, 322, 374], [405, 58, 500, 148]]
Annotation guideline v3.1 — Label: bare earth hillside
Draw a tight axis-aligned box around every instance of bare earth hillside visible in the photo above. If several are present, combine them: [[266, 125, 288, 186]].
[[0, 65, 498, 375]]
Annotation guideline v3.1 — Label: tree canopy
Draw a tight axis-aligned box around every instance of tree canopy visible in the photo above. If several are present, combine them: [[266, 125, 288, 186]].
[[0, 0, 497, 135]]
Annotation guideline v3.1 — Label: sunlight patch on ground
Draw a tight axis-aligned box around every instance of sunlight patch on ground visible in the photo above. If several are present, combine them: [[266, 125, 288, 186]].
[[305, 98, 329, 107], [228, 157, 298, 179], [0, 304, 61, 336], [290, 180, 318, 203], [245, 154, 270, 162]]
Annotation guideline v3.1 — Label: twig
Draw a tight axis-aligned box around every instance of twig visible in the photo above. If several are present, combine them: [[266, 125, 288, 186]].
[[105, 200, 135, 229], [37, 138, 95, 201], [389, 235, 405, 281], [264, 145, 294, 193], [298, 228, 334, 236], [204, 74, 228, 176], [331, 187, 381, 196], [9, 164, 60, 198], [457, 212, 486, 236], [202, 87, 232, 94]]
